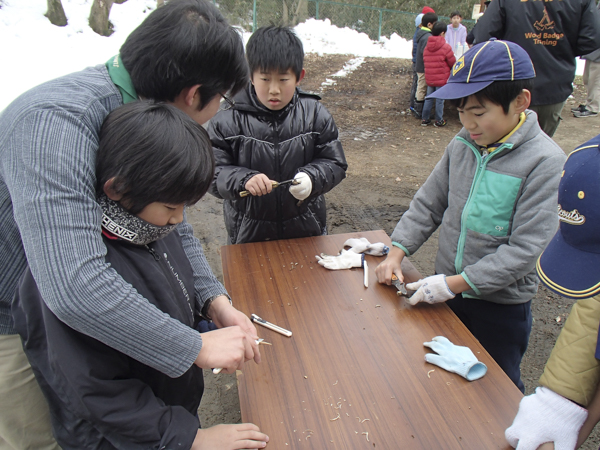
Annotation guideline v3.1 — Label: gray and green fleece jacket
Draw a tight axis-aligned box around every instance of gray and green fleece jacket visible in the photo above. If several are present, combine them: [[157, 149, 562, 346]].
[[391, 111, 566, 304]]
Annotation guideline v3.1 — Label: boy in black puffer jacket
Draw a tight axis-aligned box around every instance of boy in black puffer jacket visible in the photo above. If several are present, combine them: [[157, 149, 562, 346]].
[[208, 26, 348, 244]]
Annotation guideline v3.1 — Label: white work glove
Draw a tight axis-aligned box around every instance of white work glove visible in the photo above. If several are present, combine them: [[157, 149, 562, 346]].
[[289, 172, 312, 201], [316, 250, 364, 270], [343, 237, 389, 256], [505, 387, 588, 450], [423, 336, 487, 381], [406, 274, 455, 305]]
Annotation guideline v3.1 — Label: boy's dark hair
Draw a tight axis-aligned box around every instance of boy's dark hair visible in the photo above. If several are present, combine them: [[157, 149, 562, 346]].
[[96, 101, 215, 215], [246, 26, 304, 80], [431, 22, 447, 36], [450, 11, 462, 19], [120, 0, 248, 109], [449, 79, 534, 114], [421, 12, 438, 27]]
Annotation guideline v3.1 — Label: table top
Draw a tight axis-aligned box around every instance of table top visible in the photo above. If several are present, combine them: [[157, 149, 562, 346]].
[[221, 230, 522, 449]]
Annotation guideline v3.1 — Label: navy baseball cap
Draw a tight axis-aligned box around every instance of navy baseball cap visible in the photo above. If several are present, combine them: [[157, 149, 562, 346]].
[[427, 38, 535, 100], [537, 134, 600, 299]]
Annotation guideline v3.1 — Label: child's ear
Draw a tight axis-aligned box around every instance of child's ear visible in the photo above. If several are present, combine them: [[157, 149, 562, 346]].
[[513, 89, 532, 114], [103, 178, 123, 201], [296, 69, 306, 86]]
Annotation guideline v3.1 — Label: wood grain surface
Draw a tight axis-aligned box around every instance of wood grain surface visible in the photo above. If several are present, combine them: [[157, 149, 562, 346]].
[[221, 230, 522, 449]]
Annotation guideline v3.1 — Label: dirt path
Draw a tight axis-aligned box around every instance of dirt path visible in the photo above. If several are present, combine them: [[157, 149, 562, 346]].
[[190, 54, 600, 447]]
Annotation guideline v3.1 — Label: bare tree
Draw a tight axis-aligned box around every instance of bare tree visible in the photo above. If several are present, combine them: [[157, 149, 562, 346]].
[[46, 0, 68, 26], [89, 0, 128, 37]]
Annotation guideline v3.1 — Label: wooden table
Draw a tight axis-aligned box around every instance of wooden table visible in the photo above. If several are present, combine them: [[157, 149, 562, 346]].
[[221, 230, 522, 449]]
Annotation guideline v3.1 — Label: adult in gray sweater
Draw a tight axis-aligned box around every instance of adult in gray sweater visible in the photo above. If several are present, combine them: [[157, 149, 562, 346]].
[[0, 1, 266, 448]]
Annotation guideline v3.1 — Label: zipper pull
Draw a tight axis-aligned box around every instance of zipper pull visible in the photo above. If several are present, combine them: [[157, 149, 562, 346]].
[[146, 245, 160, 261]]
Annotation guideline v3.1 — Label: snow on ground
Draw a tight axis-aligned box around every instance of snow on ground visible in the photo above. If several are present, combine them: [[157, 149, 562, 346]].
[[0, 0, 585, 111]]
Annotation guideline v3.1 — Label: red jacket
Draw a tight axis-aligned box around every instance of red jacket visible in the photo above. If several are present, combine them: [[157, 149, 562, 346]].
[[424, 35, 456, 87]]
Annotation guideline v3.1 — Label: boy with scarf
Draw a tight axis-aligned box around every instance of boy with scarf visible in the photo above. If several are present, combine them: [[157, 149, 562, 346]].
[[12, 101, 269, 449]]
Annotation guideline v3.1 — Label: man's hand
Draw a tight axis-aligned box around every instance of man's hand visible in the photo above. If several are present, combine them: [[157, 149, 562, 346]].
[[192, 424, 269, 449], [195, 297, 261, 371], [375, 246, 406, 285], [195, 326, 255, 373], [244, 174, 273, 197]]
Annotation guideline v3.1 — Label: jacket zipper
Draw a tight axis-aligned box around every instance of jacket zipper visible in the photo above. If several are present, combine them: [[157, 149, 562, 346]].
[[145, 244, 194, 325], [453, 137, 513, 274]]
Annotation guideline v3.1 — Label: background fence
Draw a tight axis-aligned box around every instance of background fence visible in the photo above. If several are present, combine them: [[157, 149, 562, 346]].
[[213, 0, 476, 41]]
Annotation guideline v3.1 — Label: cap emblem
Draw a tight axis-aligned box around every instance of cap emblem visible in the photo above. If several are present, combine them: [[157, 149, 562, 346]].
[[452, 56, 465, 76], [557, 205, 585, 225]]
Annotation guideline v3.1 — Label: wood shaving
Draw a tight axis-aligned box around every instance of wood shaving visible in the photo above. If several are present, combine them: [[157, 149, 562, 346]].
[[362, 432, 370, 442], [330, 413, 341, 421], [361, 419, 370, 423], [427, 369, 435, 378], [333, 380, 338, 385]]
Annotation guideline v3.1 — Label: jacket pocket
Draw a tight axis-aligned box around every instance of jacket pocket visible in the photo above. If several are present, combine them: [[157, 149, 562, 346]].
[[465, 170, 522, 237]]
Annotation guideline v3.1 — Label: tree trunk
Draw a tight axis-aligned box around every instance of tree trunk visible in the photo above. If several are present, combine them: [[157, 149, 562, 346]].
[[89, 0, 127, 37], [281, 0, 290, 27], [291, 0, 308, 26], [45, 0, 68, 27]]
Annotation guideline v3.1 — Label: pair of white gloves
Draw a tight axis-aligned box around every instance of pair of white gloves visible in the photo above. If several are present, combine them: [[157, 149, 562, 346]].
[[505, 386, 588, 449], [316, 237, 389, 269]]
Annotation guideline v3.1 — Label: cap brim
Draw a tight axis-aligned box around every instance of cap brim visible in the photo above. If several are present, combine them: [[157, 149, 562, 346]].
[[537, 230, 600, 299], [426, 80, 493, 100]]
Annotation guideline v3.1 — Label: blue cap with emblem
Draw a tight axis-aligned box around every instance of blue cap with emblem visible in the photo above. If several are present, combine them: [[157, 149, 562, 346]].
[[537, 134, 600, 300], [426, 38, 536, 100]]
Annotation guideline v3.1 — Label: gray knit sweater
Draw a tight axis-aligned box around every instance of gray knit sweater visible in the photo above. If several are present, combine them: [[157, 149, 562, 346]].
[[0, 65, 227, 377]]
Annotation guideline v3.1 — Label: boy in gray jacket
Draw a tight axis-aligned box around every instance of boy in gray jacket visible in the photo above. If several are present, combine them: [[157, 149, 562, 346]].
[[376, 39, 566, 392]]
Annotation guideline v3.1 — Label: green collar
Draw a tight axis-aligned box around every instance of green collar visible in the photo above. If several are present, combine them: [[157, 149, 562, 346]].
[[106, 55, 138, 104]]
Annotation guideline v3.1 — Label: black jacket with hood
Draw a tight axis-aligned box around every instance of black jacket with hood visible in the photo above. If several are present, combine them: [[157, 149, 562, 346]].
[[12, 230, 203, 450], [473, 0, 600, 106], [415, 27, 432, 73], [208, 84, 347, 244]]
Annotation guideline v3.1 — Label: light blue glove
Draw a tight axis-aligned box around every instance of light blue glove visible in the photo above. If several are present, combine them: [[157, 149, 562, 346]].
[[423, 336, 487, 381]]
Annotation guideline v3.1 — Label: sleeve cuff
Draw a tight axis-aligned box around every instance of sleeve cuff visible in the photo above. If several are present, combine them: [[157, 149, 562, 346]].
[[460, 272, 481, 296], [392, 242, 411, 257]]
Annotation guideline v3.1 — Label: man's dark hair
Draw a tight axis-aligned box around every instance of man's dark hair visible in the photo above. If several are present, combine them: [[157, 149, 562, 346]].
[[120, 0, 248, 109], [431, 22, 447, 36], [449, 79, 534, 114], [246, 26, 304, 80], [96, 101, 215, 214], [450, 11, 462, 19], [421, 12, 438, 27]]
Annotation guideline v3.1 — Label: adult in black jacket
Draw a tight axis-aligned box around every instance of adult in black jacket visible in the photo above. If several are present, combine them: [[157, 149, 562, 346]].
[[208, 26, 347, 244], [473, 0, 600, 136]]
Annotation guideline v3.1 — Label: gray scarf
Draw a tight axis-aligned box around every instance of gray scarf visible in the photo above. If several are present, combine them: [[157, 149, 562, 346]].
[[98, 194, 177, 245]]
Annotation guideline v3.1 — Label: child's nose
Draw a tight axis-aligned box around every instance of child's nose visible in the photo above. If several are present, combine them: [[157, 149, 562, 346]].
[[169, 206, 185, 225], [269, 82, 280, 94]]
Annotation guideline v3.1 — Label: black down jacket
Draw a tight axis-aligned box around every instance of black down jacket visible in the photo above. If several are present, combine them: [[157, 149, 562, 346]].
[[208, 84, 347, 244], [12, 231, 203, 449]]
